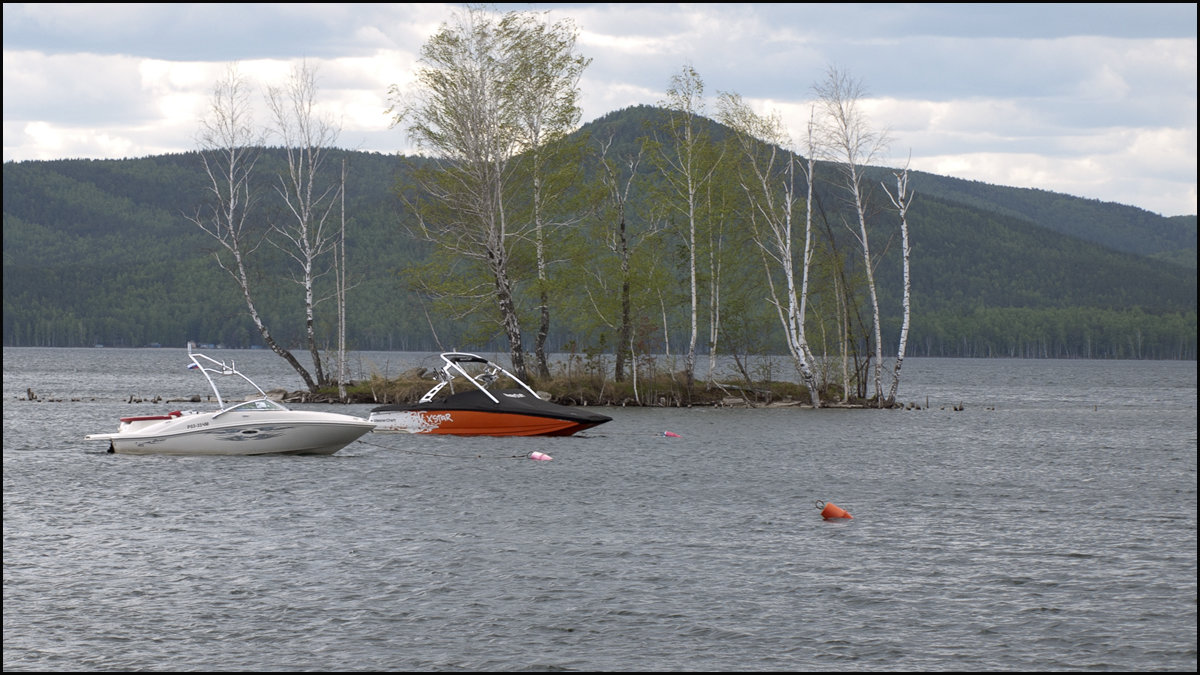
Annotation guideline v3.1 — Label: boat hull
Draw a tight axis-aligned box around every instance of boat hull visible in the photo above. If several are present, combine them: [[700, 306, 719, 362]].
[[86, 349, 375, 456], [369, 355, 613, 437], [370, 388, 610, 436], [368, 408, 606, 436], [87, 412, 375, 456]]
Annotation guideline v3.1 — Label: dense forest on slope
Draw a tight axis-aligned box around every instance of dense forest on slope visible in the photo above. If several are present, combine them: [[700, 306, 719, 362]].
[[3, 106, 1196, 359], [889, 168, 1198, 270]]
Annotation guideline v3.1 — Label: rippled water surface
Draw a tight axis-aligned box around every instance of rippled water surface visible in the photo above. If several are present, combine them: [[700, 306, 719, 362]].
[[4, 348, 1196, 671]]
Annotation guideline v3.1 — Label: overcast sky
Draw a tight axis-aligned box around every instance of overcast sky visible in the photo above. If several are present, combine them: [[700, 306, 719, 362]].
[[3, 3, 1195, 216]]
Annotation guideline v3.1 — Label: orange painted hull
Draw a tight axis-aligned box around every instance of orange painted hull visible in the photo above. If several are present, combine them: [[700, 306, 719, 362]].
[[369, 372, 612, 437], [371, 408, 606, 436]]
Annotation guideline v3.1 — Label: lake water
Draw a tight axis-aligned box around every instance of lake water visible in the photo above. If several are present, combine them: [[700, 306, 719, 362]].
[[3, 347, 1196, 671]]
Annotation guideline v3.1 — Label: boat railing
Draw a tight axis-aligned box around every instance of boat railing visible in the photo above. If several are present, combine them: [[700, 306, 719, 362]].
[[433, 352, 542, 405], [187, 346, 268, 409]]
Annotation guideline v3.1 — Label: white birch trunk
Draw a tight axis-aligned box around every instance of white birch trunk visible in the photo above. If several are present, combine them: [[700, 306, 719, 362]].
[[337, 159, 347, 402], [884, 164, 913, 404], [707, 228, 721, 383], [814, 66, 890, 405], [851, 172, 885, 404], [717, 94, 821, 406], [686, 145, 699, 392], [266, 60, 342, 388], [191, 65, 317, 392], [657, 65, 720, 394], [795, 121, 821, 406]]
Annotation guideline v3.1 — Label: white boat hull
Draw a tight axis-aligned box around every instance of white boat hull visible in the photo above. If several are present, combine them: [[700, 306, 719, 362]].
[[86, 349, 376, 456], [87, 410, 375, 456]]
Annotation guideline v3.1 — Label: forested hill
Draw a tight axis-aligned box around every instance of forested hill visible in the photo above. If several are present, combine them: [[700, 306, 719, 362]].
[[2, 105, 1196, 359], [586, 106, 1197, 270], [892, 169, 1196, 270]]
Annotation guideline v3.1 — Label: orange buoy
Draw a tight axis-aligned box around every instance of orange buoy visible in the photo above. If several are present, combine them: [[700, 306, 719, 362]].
[[815, 500, 853, 519]]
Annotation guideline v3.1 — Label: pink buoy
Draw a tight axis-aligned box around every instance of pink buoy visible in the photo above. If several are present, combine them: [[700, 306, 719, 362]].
[[663, 431, 681, 438], [529, 451, 552, 461]]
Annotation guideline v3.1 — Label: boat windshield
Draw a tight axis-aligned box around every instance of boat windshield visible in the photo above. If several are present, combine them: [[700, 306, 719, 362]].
[[227, 398, 289, 413]]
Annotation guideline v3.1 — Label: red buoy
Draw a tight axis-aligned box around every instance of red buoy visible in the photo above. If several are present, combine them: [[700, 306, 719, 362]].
[[816, 500, 853, 519]]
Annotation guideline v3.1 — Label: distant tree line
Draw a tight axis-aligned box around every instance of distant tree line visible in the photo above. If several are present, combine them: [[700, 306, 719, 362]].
[[4, 140, 1194, 363]]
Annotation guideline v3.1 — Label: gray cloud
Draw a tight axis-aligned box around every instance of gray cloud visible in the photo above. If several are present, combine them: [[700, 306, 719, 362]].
[[2, 2, 1195, 215]]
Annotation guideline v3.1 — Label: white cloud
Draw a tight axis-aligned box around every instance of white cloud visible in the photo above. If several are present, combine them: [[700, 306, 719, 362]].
[[2, 2, 1195, 215]]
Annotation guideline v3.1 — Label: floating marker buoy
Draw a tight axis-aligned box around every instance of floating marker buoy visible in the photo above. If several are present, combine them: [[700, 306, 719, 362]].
[[663, 431, 681, 437], [529, 451, 552, 461], [815, 500, 853, 519]]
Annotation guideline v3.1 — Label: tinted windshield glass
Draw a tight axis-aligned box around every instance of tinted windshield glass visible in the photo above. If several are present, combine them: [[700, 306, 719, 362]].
[[230, 399, 286, 412]]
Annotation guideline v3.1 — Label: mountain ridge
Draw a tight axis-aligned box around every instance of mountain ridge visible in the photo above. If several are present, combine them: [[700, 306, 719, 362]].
[[2, 106, 1195, 358]]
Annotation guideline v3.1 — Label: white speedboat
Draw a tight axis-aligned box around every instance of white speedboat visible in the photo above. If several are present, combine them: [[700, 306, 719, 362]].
[[86, 348, 375, 455], [369, 352, 611, 436]]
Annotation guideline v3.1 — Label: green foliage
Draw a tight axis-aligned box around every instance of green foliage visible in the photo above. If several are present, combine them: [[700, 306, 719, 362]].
[[877, 169, 1197, 268], [2, 107, 1196, 360], [913, 307, 1197, 359]]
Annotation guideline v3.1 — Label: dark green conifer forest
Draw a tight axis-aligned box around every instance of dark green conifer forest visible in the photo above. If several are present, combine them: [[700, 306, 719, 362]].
[[3, 106, 1196, 360]]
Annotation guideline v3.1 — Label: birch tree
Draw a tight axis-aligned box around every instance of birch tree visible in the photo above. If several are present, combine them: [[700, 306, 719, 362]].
[[336, 158, 349, 401], [503, 12, 590, 379], [389, 6, 529, 379], [717, 93, 822, 406], [389, 6, 588, 382], [594, 136, 642, 382], [702, 172, 729, 383], [882, 158, 913, 403], [188, 64, 318, 391], [266, 60, 342, 388], [653, 64, 721, 392], [814, 66, 890, 404]]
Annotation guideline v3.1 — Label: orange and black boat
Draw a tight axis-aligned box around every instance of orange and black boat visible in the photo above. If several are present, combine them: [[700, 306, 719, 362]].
[[368, 352, 611, 436]]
